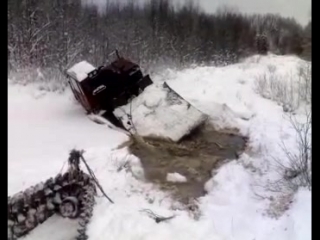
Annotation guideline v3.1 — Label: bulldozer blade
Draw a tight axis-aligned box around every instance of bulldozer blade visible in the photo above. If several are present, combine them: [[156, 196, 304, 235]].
[[113, 81, 208, 142]]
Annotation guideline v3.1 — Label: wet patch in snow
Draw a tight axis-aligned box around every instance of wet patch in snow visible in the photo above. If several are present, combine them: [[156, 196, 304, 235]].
[[127, 121, 247, 204]]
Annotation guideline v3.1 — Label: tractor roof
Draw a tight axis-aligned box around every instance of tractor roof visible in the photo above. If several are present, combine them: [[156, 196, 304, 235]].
[[66, 61, 96, 82]]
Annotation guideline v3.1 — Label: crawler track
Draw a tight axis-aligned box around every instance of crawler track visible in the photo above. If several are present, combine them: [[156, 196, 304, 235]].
[[8, 151, 96, 240]]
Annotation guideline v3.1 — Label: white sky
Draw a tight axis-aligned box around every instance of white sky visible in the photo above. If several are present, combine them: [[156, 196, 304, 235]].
[[82, 0, 311, 26], [197, 0, 311, 26]]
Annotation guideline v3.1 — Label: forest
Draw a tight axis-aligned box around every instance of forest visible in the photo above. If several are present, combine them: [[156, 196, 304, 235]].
[[8, 0, 311, 75]]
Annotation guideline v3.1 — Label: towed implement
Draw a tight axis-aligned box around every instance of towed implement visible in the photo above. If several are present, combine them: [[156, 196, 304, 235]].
[[66, 51, 207, 141]]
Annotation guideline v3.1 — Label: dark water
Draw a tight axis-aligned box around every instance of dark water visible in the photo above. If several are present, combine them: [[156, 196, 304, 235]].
[[128, 122, 248, 204]]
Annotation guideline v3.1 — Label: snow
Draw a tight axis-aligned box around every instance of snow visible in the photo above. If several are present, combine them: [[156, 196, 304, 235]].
[[66, 61, 96, 82], [114, 82, 207, 142], [8, 83, 127, 195], [285, 188, 311, 240], [9, 54, 311, 240], [22, 216, 78, 240], [166, 173, 188, 183]]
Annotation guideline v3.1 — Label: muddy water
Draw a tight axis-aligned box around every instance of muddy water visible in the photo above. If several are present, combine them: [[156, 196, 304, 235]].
[[128, 122, 247, 204]]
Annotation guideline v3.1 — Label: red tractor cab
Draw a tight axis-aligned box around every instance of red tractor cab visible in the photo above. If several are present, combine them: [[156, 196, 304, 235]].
[[66, 53, 153, 115]]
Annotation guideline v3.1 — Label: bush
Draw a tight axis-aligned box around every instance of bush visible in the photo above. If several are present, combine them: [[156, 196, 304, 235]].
[[254, 63, 311, 112], [297, 63, 311, 104], [273, 112, 311, 191], [8, 67, 68, 93], [255, 34, 269, 54]]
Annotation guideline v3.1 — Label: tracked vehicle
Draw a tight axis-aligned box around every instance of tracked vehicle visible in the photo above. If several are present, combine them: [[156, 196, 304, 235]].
[[66, 51, 207, 141]]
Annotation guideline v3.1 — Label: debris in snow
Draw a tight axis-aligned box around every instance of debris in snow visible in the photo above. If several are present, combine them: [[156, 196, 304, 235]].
[[166, 172, 187, 183], [140, 209, 176, 223], [282, 103, 294, 113]]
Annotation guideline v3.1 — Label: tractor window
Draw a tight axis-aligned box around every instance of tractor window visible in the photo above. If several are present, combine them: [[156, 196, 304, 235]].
[[69, 77, 85, 97], [69, 78, 79, 91]]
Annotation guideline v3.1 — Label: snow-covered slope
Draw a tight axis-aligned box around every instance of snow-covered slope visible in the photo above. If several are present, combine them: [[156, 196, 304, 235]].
[[8, 54, 311, 240]]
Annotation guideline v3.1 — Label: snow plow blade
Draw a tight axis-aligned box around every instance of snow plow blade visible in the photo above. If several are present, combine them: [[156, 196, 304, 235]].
[[113, 81, 208, 142], [66, 52, 207, 142]]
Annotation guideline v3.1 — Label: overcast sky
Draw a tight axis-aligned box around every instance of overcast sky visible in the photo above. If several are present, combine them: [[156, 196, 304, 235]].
[[197, 0, 311, 26], [82, 0, 311, 26]]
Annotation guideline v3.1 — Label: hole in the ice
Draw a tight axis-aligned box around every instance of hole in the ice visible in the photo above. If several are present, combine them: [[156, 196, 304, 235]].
[[127, 121, 248, 204]]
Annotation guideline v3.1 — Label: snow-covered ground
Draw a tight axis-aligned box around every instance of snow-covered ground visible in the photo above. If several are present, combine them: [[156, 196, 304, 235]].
[[8, 54, 311, 240]]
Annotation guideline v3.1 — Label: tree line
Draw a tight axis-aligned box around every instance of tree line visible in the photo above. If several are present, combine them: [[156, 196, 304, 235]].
[[8, 0, 311, 74]]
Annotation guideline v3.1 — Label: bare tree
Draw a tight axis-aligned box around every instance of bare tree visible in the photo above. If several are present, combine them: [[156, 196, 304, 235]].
[[275, 112, 311, 192]]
